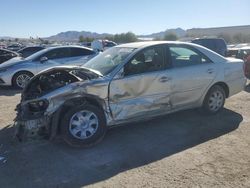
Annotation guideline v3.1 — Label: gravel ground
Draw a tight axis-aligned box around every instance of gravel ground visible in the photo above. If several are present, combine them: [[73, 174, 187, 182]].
[[0, 84, 250, 188]]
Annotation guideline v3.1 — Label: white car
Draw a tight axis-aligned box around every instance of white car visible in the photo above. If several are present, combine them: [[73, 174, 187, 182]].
[[0, 46, 97, 88]]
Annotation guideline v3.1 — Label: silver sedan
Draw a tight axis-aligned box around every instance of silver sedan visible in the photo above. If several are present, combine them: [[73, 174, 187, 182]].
[[15, 41, 246, 147], [0, 46, 97, 89]]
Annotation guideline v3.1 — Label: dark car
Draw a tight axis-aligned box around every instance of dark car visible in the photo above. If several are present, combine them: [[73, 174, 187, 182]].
[[18, 46, 45, 58], [0, 49, 19, 64], [7, 43, 24, 51], [191, 38, 227, 56]]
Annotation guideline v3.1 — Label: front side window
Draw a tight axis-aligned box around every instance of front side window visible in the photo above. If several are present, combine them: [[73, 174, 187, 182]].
[[124, 46, 165, 76], [169, 45, 212, 68], [44, 48, 70, 60]]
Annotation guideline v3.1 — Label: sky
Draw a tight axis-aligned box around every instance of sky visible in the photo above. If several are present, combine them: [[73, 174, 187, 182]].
[[0, 0, 249, 38]]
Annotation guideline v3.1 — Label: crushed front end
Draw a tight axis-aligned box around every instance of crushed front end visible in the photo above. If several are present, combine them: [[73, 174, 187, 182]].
[[14, 66, 101, 141], [14, 99, 52, 141]]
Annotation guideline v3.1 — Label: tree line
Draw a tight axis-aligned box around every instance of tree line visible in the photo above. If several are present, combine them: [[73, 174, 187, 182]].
[[79, 32, 138, 43]]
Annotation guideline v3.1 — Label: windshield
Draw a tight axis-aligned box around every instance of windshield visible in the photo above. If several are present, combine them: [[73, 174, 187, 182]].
[[83, 47, 135, 75]]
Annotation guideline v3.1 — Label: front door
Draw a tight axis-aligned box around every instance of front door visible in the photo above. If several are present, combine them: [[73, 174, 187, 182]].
[[35, 48, 71, 73], [109, 45, 172, 122]]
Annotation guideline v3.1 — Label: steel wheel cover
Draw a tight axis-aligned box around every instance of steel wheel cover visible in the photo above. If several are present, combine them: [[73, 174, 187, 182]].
[[208, 90, 224, 112], [69, 110, 99, 140]]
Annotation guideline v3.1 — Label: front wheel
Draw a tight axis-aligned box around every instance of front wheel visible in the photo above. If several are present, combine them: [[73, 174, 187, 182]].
[[202, 85, 226, 114], [61, 104, 107, 147]]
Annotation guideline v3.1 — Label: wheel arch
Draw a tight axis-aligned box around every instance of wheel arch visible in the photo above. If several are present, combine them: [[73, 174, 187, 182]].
[[211, 82, 229, 98], [11, 70, 34, 86], [49, 96, 107, 139]]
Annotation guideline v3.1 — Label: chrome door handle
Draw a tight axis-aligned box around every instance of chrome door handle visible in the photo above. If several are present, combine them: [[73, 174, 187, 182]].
[[207, 68, 214, 74], [159, 76, 171, 82]]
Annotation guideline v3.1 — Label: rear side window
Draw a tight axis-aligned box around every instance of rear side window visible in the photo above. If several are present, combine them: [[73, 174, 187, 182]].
[[70, 48, 95, 57], [169, 45, 212, 68], [44, 48, 71, 60]]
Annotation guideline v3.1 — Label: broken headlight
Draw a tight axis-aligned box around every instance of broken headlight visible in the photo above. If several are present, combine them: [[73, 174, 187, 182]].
[[28, 99, 49, 112]]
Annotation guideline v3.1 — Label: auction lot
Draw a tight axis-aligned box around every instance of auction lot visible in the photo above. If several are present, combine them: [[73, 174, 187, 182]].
[[0, 83, 250, 188]]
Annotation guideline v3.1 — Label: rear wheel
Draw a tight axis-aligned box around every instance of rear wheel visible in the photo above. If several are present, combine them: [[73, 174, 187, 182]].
[[61, 104, 107, 147], [12, 71, 33, 89], [202, 85, 225, 114]]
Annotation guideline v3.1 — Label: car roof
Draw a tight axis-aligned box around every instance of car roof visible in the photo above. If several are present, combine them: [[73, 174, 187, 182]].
[[46, 45, 94, 51], [117, 41, 199, 49]]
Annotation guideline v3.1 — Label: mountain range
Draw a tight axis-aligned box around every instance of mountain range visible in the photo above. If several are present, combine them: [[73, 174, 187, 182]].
[[46, 25, 250, 41], [46, 28, 186, 41], [1, 25, 250, 42]]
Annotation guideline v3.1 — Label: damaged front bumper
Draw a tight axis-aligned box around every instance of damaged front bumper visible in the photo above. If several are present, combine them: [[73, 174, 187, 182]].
[[14, 118, 50, 141], [14, 103, 53, 141]]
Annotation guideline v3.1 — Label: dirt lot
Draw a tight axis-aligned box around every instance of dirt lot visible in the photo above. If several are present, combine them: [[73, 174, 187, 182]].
[[0, 84, 250, 188]]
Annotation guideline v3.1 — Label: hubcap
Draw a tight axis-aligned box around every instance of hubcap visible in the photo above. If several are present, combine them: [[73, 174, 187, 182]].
[[208, 91, 224, 112], [16, 74, 31, 88], [69, 110, 99, 140]]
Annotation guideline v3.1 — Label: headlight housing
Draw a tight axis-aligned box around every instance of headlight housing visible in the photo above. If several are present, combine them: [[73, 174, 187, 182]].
[[28, 99, 49, 112]]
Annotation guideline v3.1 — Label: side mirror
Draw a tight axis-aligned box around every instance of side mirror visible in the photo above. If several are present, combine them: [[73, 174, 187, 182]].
[[40, 56, 48, 63]]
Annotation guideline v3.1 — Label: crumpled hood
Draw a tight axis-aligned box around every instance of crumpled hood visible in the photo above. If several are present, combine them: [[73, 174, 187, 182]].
[[0, 56, 27, 69], [22, 66, 101, 101]]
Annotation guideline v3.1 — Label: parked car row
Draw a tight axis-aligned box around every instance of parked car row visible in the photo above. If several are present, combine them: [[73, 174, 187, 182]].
[[14, 41, 246, 147]]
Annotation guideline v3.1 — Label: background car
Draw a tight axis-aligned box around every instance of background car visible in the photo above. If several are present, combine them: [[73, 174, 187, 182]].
[[91, 39, 117, 52], [0, 46, 97, 89], [0, 48, 19, 64], [15, 41, 246, 146], [191, 38, 227, 56], [235, 46, 250, 60], [7, 43, 24, 51], [17, 46, 45, 58]]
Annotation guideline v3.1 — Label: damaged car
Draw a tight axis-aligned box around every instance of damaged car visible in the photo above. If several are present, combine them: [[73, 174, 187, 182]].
[[14, 41, 246, 147]]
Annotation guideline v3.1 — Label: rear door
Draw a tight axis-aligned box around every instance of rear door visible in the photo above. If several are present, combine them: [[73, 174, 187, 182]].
[[167, 44, 217, 108]]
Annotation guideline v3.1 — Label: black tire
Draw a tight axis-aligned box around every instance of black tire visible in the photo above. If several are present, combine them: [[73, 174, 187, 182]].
[[202, 85, 226, 115], [12, 71, 34, 89], [61, 104, 107, 147]]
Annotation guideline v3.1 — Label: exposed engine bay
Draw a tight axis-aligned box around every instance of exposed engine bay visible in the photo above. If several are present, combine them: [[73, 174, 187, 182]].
[[22, 67, 99, 100]]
